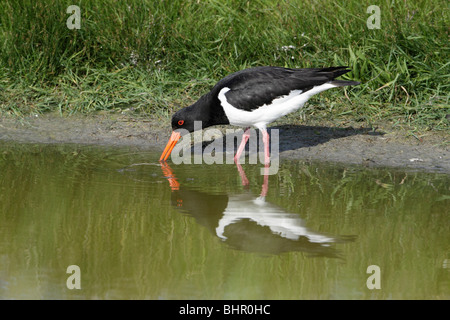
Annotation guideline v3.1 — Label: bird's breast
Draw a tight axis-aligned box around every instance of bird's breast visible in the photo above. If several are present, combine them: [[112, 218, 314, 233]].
[[218, 87, 309, 128]]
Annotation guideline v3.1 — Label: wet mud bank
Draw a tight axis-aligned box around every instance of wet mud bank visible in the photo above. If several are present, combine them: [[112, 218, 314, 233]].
[[0, 114, 448, 173]]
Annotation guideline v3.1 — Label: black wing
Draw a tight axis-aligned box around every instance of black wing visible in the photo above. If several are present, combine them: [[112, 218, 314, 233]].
[[212, 66, 353, 111]]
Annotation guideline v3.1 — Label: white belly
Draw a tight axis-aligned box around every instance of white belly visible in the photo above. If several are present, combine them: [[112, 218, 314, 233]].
[[218, 83, 337, 129]]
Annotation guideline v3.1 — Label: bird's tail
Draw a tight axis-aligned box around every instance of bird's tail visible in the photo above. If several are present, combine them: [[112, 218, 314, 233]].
[[330, 80, 361, 87], [319, 66, 360, 87]]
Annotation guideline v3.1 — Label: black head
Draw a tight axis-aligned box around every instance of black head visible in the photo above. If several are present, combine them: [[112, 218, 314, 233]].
[[171, 107, 198, 133], [160, 91, 229, 162], [170, 90, 230, 134]]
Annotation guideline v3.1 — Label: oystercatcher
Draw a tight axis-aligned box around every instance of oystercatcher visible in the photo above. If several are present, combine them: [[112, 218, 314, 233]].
[[160, 66, 359, 163]]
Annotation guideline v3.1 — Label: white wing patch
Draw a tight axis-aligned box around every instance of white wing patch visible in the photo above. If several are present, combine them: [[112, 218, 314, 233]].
[[218, 83, 337, 129]]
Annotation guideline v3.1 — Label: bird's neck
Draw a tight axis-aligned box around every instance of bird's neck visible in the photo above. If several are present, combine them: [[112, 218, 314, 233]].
[[193, 92, 229, 128]]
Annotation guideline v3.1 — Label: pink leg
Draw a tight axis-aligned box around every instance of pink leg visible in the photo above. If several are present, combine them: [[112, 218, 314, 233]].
[[234, 127, 251, 163], [260, 128, 270, 165], [260, 165, 269, 197], [235, 162, 249, 186]]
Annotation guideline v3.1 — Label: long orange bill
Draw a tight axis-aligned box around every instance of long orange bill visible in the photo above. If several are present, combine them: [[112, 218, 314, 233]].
[[159, 131, 181, 162]]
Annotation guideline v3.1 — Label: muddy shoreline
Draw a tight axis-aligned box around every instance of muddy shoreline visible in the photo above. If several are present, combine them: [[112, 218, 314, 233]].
[[0, 114, 449, 173]]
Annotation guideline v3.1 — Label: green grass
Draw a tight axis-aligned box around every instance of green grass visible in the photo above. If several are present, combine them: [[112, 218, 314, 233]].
[[0, 0, 448, 131]]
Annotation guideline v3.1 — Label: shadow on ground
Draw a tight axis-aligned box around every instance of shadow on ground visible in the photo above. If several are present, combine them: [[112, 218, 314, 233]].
[[195, 124, 384, 154]]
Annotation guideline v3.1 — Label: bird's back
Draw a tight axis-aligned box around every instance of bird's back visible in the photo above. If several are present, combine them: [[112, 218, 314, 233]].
[[213, 66, 357, 112]]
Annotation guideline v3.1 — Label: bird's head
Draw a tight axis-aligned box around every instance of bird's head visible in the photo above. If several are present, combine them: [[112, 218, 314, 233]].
[[160, 90, 225, 162], [170, 107, 197, 133], [160, 104, 206, 162]]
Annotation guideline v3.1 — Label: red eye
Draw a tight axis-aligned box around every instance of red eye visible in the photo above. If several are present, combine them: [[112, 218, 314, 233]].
[[178, 120, 184, 126]]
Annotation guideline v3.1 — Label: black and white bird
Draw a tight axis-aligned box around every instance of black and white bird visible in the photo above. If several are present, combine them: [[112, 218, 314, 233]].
[[160, 66, 360, 163]]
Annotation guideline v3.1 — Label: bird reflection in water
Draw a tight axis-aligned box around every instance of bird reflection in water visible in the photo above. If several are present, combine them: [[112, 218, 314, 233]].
[[161, 163, 354, 257]]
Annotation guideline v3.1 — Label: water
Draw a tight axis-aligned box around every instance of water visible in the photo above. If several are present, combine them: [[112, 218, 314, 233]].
[[0, 141, 448, 299]]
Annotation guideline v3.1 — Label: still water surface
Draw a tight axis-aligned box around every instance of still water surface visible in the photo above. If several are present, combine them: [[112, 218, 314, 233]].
[[0, 142, 448, 299]]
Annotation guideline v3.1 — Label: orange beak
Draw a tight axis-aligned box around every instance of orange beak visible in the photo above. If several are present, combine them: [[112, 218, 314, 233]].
[[159, 131, 181, 162]]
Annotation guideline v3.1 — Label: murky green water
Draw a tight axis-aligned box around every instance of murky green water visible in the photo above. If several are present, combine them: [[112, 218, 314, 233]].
[[0, 141, 448, 300]]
